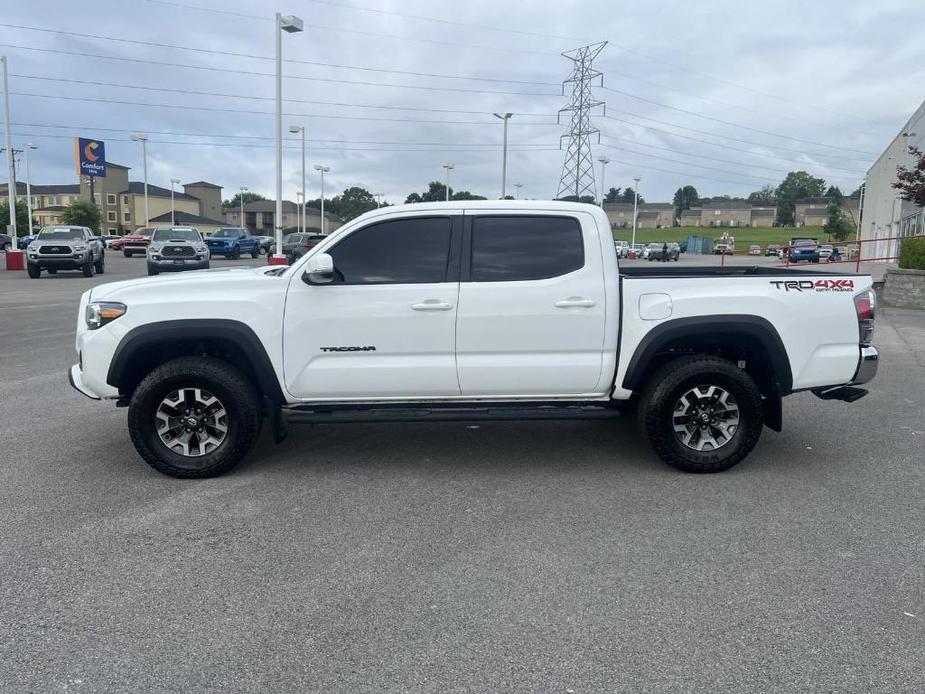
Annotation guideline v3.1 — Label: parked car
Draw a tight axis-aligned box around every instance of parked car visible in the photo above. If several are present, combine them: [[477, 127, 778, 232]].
[[270, 233, 326, 263], [643, 243, 661, 260], [206, 227, 260, 259], [101, 235, 123, 248], [626, 244, 644, 259], [254, 235, 274, 255], [788, 241, 820, 263], [146, 226, 210, 275], [122, 227, 154, 257], [25, 225, 105, 278], [647, 242, 679, 262], [748, 245, 762, 256], [613, 240, 628, 258], [0, 233, 11, 251], [69, 201, 879, 479], [766, 244, 782, 257], [713, 243, 733, 255], [109, 236, 125, 251]]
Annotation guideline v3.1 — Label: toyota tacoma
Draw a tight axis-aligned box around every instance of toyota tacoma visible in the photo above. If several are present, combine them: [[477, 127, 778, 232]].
[[68, 201, 879, 478]]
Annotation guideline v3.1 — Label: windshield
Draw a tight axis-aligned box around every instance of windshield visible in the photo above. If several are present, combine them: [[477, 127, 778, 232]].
[[217, 228, 243, 236], [283, 234, 302, 244], [647, 243, 662, 249], [37, 227, 83, 240], [153, 228, 200, 242]]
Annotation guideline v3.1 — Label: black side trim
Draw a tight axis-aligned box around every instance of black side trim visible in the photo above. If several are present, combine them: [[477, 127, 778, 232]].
[[284, 402, 623, 424], [621, 315, 793, 394], [106, 319, 286, 404]]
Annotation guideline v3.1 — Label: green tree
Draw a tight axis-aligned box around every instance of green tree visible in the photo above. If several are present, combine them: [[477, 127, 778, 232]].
[[893, 146, 925, 207], [620, 187, 643, 204], [849, 185, 864, 198], [603, 187, 622, 203], [557, 194, 596, 204], [405, 192, 423, 204], [336, 186, 377, 221], [672, 185, 699, 218], [775, 171, 826, 226], [824, 185, 843, 199], [60, 199, 101, 233], [451, 190, 487, 201], [747, 185, 777, 205], [823, 198, 853, 241], [0, 201, 34, 237], [222, 191, 267, 208]]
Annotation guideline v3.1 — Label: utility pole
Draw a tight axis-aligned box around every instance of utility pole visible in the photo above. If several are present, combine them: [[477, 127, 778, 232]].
[[2, 55, 18, 243], [492, 112, 512, 198], [24, 143, 37, 237], [314, 164, 330, 234], [375, 192, 384, 208], [442, 163, 454, 201], [289, 124, 306, 234], [130, 133, 149, 226], [556, 42, 607, 201], [170, 178, 180, 226], [631, 176, 641, 250], [597, 156, 609, 207], [514, 182, 523, 199], [239, 186, 248, 230]]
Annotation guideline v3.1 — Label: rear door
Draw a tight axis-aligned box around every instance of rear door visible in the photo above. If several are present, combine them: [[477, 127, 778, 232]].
[[283, 214, 462, 400], [455, 211, 608, 397]]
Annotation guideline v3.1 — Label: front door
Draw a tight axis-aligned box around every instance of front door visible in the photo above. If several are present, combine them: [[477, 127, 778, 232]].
[[455, 212, 608, 397], [283, 214, 461, 400]]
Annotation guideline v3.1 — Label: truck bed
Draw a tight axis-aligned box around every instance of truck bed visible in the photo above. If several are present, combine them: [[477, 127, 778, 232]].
[[619, 265, 865, 279]]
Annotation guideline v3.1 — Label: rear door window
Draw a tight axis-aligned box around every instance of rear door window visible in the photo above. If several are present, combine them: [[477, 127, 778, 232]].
[[469, 216, 584, 282]]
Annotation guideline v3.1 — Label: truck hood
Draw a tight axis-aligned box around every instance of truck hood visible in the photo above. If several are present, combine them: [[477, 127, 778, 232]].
[[89, 266, 283, 301]]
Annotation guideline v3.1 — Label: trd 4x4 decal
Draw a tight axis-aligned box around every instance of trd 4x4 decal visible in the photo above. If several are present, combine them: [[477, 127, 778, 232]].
[[770, 279, 855, 293]]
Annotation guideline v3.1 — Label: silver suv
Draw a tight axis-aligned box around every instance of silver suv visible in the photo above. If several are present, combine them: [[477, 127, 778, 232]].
[[26, 226, 104, 278], [146, 227, 210, 276]]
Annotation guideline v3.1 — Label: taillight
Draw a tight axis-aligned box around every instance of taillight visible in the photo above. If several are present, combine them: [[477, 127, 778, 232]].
[[854, 289, 876, 346]]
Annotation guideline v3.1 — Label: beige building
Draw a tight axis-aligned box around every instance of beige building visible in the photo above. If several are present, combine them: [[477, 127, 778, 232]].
[[795, 197, 860, 227], [222, 201, 343, 234], [2, 164, 223, 235], [148, 210, 227, 237], [701, 201, 752, 227], [603, 202, 674, 229]]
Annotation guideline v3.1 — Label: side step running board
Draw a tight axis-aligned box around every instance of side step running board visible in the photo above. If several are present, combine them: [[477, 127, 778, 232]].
[[283, 403, 623, 425], [811, 385, 868, 403]]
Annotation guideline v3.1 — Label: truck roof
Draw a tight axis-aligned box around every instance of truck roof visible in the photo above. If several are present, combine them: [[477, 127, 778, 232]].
[[372, 200, 603, 214]]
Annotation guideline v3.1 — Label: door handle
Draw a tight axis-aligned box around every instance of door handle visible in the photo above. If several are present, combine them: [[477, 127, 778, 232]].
[[411, 300, 453, 311], [555, 297, 596, 308]]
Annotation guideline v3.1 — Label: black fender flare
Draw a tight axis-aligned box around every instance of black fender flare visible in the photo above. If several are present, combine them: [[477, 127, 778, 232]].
[[106, 319, 286, 404], [621, 315, 793, 396]]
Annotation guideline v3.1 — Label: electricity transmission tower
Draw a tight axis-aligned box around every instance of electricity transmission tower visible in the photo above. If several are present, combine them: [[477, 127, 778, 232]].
[[556, 41, 607, 201]]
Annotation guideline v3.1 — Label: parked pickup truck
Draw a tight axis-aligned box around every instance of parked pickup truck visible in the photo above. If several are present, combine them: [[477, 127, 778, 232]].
[[68, 201, 879, 478]]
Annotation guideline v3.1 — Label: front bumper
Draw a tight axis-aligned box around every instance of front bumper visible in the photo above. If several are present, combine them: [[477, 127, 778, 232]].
[[28, 253, 91, 269], [852, 346, 879, 385], [68, 364, 101, 400], [148, 257, 209, 271]]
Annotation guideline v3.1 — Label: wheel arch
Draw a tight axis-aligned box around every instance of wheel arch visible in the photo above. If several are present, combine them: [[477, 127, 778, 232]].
[[106, 319, 286, 405], [622, 315, 793, 399]]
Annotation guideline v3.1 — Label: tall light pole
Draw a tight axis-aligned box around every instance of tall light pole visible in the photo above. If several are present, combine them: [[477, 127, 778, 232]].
[[631, 176, 641, 249], [314, 164, 330, 234], [296, 190, 303, 233], [23, 143, 37, 237], [442, 163, 454, 201], [170, 177, 180, 226], [239, 186, 248, 230], [514, 182, 523, 199], [597, 156, 610, 207], [272, 12, 304, 266], [130, 133, 149, 226], [492, 112, 512, 198], [3, 55, 19, 245], [375, 192, 384, 208], [289, 124, 306, 234]]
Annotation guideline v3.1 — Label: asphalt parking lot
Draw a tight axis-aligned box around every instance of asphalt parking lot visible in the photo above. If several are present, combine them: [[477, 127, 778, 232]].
[[1, 253, 923, 693]]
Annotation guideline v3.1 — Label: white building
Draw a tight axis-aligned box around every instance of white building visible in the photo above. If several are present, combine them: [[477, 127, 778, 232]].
[[860, 99, 925, 261]]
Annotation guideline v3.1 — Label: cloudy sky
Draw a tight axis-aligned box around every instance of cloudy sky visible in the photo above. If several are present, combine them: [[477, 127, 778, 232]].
[[2, 0, 924, 206]]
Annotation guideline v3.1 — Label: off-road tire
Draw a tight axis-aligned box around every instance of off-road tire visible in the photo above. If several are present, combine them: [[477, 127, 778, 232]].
[[82, 262, 94, 278], [231, 246, 240, 260], [128, 356, 262, 478], [147, 264, 159, 276], [123, 250, 133, 258], [250, 246, 259, 258], [637, 355, 763, 473], [2, 242, 11, 251], [94, 252, 105, 274], [27, 264, 40, 278]]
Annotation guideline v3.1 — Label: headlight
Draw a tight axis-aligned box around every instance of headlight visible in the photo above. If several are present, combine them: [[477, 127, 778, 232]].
[[86, 302, 127, 330], [148, 244, 162, 253], [27, 243, 38, 251], [73, 245, 88, 252], [195, 243, 206, 252]]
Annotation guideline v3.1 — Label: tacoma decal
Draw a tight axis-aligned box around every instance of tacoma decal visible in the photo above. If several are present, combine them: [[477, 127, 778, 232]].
[[320, 346, 377, 352]]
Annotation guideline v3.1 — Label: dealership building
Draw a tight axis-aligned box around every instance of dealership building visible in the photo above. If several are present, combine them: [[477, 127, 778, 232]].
[[859, 99, 925, 261]]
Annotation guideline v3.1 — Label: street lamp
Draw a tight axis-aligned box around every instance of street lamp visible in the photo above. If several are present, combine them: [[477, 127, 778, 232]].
[[597, 156, 610, 207], [375, 192, 384, 208], [23, 143, 37, 237], [514, 182, 523, 199], [631, 176, 641, 249], [442, 163, 454, 202], [492, 112, 512, 198], [130, 133, 149, 226], [239, 186, 248, 230], [271, 12, 304, 266], [314, 164, 330, 234], [289, 124, 306, 234], [1, 55, 17, 245], [170, 177, 180, 226], [296, 190, 303, 233]]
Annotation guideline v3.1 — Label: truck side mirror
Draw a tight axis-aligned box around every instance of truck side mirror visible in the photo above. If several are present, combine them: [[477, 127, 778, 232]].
[[302, 252, 335, 285]]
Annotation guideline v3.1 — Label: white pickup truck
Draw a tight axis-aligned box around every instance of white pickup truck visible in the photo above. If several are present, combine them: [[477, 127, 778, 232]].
[[69, 201, 879, 478]]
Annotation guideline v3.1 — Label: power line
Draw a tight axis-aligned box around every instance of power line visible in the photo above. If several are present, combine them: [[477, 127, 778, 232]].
[[599, 86, 875, 156], [596, 155, 765, 190], [598, 142, 768, 187]]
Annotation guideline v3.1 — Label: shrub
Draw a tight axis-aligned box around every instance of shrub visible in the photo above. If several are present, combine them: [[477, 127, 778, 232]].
[[898, 236, 925, 270]]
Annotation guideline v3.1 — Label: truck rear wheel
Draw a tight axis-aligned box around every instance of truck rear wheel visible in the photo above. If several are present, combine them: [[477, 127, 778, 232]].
[[128, 356, 262, 478], [637, 355, 763, 473]]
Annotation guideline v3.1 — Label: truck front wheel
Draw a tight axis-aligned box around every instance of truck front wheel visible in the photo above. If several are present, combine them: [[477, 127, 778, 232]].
[[127, 356, 262, 478], [638, 355, 764, 473]]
